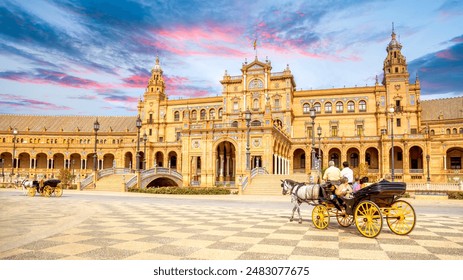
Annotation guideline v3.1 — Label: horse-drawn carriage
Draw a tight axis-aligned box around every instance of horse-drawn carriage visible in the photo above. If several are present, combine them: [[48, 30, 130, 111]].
[[281, 179, 416, 238], [25, 179, 63, 197]]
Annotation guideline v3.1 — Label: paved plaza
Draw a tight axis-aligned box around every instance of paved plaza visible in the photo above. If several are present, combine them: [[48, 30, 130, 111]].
[[1, 189, 462, 260]]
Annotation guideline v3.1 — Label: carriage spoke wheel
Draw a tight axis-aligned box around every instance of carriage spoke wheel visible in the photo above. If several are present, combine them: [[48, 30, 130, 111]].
[[336, 209, 353, 227], [43, 186, 52, 197], [27, 187, 36, 197], [354, 201, 383, 238], [312, 205, 330, 229], [55, 185, 63, 197], [386, 200, 416, 235]]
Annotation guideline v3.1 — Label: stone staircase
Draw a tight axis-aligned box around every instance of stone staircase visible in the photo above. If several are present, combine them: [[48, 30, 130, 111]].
[[91, 174, 130, 192], [243, 173, 310, 195]]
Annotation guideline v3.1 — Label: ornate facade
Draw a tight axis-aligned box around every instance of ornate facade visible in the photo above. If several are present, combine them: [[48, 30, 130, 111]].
[[1, 30, 462, 187]]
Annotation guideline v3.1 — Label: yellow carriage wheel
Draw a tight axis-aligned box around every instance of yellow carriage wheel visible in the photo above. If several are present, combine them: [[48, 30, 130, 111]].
[[43, 186, 52, 197], [336, 209, 353, 227], [354, 201, 383, 238], [27, 187, 36, 197], [386, 200, 416, 235], [312, 205, 330, 229], [55, 184, 63, 197]]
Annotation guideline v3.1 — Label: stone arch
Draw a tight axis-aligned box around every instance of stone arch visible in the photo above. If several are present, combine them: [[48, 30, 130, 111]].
[[389, 146, 404, 170], [124, 152, 133, 169], [293, 148, 306, 173], [36, 153, 47, 169], [214, 140, 237, 183], [346, 147, 360, 168], [18, 152, 30, 169], [103, 153, 115, 169], [155, 151, 164, 167], [70, 153, 81, 170], [53, 153, 65, 169], [409, 146, 424, 171], [328, 148, 341, 167], [446, 147, 463, 170], [168, 151, 178, 169], [364, 147, 380, 169]]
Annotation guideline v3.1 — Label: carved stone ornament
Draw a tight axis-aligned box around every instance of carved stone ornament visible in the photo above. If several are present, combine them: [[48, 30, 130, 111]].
[[192, 140, 200, 149], [394, 84, 401, 91]]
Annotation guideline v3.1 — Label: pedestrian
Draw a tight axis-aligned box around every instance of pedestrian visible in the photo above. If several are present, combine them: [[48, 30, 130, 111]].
[[340, 161, 354, 186]]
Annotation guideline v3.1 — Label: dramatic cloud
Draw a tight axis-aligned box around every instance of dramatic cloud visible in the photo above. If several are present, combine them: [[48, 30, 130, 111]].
[[0, 69, 107, 89], [408, 34, 463, 97], [0, 0, 462, 115], [0, 93, 72, 111]]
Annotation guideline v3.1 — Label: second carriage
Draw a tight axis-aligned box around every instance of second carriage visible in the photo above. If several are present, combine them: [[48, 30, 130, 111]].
[[26, 179, 63, 197], [311, 179, 416, 238]]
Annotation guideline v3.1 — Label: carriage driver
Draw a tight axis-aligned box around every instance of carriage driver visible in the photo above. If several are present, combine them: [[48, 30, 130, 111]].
[[323, 160, 341, 182]]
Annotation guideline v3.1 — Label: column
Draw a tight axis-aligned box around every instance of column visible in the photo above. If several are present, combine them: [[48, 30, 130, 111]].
[[273, 154, 277, 174]]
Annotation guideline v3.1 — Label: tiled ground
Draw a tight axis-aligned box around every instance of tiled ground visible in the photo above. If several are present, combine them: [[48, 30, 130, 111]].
[[1, 193, 462, 260]]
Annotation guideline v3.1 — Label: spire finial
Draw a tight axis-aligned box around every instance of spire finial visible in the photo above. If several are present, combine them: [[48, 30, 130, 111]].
[[392, 22, 395, 34]]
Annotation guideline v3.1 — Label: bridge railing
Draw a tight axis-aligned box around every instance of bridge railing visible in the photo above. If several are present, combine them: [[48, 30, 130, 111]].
[[406, 182, 462, 192], [80, 176, 93, 190], [251, 167, 269, 179]]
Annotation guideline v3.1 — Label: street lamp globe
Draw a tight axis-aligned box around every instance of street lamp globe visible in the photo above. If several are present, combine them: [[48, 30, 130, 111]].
[[244, 108, 251, 123], [93, 119, 100, 132], [136, 116, 142, 129], [388, 106, 395, 114]]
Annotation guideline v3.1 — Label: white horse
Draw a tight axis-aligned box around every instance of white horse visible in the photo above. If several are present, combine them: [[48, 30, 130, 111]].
[[281, 179, 320, 224], [20, 179, 38, 196]]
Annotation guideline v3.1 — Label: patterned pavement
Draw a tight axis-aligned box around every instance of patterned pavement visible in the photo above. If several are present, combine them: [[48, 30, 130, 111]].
[[1, 189, 463, 260]]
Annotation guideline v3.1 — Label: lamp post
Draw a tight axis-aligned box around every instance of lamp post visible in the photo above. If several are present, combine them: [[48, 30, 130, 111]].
[[93, 119, 100, 171], [136, 116, 142, 171], [426, 155, 431, 182], [309, 107, 316, 171], [12, 128, 18, 176], [244, 108, 251, 171], [317, 125, 322, 177], [388, 106, 395, 182], [143, 132, 147, 170], [72, 159, 75, 184]]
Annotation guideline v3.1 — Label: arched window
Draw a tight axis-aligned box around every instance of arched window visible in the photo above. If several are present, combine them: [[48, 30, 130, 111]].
[[460, 128, 463, 134], [174, 111, 180, 121], [314, 102, 321, 113], [218, 108, 223, 119], [251, 120, 261, 127], [249, 79, 263, 89], [359, 100, 367, 112], [200, 109, 206, 120], [209, 109, 215, 120], [191, 110, 197, 120], [303, 103, 310, 114], [336, 101, 344, 113], [347, 101, 355, 112], [325, 102, 332, 113], [430, 129, 435, 135], [453, 128, 457, 134], [446, 128, 451, 134]]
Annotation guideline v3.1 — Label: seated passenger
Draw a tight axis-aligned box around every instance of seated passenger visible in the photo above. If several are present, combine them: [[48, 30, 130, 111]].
[[334, 177, 353, 198], [352, 178, 361, 192]]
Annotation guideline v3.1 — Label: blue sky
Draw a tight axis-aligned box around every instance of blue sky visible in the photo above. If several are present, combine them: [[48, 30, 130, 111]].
[[0, 0, 462, 116]]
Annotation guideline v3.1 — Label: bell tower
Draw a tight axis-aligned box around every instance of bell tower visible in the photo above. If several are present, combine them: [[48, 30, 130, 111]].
[[146, 56, 166, 100], [382, 24, 410, 113]]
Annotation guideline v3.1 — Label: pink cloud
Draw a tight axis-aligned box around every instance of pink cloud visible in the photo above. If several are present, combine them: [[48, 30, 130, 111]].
[[139, 24, 246, 57], [0, 69, 108, 90], [121, 74, 149, 88], [436, 50, 457, 60]]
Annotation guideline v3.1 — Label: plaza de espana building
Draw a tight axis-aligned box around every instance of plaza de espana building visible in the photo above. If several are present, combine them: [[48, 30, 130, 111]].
[[1, 30, 462, 190]]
